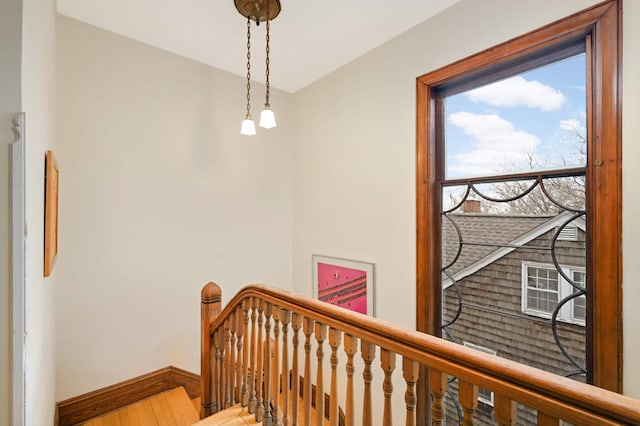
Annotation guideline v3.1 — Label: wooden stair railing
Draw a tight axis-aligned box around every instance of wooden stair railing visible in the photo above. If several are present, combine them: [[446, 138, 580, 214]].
[[200, 282, 640, 425]]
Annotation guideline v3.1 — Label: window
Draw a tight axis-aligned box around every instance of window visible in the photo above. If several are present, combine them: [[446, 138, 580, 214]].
[[416, 1, 622, 402], [522, 262, 586, 325], [463, 342, 496, 406]]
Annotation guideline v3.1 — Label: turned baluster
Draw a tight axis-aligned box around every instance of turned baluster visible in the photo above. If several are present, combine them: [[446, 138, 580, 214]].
[[361, 340, 375, 426], [291, 313, 301, 426], [255, 300, 265, 422], [494, 394, 517, 426], [241, 299, 250, 406], [315, 323, 328, 426], [459, 380, 478, 426], [381, 349, 396, 426], [343, 334, 357, 426], [429, 369, 447, 426], [200, 282, 221, 418], [264, 302, 273, 426], [272, 305, 281, 425], [231, 309, 242, 406], [329, 328, 342, 426], [302, 317, 314, 426], [218, 329, 226, 412], [280, 309, 291, 426], [403, 357, 419, 426], [225, 316, 233, 408], [248, 297, 258, 414], [213, 329, 222, 414]]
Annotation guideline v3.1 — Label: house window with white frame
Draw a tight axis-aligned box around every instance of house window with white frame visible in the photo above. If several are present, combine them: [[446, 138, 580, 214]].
[[463, 341, 496, 406], [522, 262, 585, 325]]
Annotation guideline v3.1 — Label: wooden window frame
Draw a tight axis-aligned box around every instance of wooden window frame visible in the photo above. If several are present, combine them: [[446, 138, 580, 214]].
[[416, 2, 622, 421]]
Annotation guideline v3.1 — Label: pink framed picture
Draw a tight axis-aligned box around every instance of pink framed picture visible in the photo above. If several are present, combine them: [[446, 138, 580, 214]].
[[312, 255, 375, 316]]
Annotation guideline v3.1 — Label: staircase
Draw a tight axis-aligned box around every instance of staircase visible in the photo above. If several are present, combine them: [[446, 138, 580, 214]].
[[79, 387, 199, 425], [73, 281, 640, 425], [198, 282, 640, 425], [79, 386, 325, 426]]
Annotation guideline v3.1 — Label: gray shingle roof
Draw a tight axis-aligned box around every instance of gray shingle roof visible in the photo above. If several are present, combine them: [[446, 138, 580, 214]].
[[442, 213, 554, 276]]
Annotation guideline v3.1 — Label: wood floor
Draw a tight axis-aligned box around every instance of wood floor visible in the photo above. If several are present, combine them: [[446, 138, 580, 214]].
[[79, 386, 327, 426], [80, 387, 199, 425], [193, 400, 329, 426]]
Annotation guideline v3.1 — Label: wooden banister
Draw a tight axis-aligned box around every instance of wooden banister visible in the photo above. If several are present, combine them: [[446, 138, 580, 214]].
[[201, 283, 640, 425]]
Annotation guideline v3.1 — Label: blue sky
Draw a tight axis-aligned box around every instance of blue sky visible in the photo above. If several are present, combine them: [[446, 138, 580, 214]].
[[445, 53, 587, 179]]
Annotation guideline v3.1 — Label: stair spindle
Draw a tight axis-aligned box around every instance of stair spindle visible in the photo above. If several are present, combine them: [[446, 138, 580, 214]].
[[280, 309, 291, 426], [213, 329, 222, 414], [264, 302, 273, 426], [303, 317, 314, 426], [403, 357, 419, 426], [429, 369, 447, 426], [361, 340, 375, 426], [255, 300, 265, 422], [291, 313, 301, 426], [459, 380, 478, 426], [329, 328, 342, 426], [381, 349, 396, 426], [494, 393, 517, 426], [272, 305, 281, 426], [225, 316, 233, 408], [241, 299, 250, 406], [248, 297, 258, 414], [344, 334, 358, 426], [315, 323, 328, 426], [231, 309, 240, 404]]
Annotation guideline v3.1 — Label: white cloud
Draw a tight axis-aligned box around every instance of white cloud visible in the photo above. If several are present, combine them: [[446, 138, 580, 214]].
[[559, 118, 585, 133], [466, 76, 566, 111], [448, 112, 540, 177]]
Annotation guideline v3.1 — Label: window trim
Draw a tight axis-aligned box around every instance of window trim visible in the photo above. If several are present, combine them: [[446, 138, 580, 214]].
[[415, 5, 622, 420], [521, 261, 586, 326]]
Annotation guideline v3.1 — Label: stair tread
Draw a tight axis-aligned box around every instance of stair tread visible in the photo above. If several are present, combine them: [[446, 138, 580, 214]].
[[194, 395, 330, 426], [81, 387, 199, 426], [192, 403, 257, 425]]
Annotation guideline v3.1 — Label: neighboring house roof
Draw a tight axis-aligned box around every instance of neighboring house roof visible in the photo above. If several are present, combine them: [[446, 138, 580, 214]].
[[442, 211, 585, 289]]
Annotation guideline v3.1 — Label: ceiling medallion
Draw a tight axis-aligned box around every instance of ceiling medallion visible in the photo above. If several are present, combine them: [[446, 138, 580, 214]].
[[234, 0, 281, 24]]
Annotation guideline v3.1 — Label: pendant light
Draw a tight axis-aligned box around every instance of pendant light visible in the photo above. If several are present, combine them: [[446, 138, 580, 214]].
[[235, 0, 281, 135], [259, 18, 276, 129], [240, 16, 256, 135]]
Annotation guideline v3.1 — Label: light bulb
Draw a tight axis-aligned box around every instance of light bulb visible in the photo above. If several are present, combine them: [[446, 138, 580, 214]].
[[259, 106, 277, 129], [240, 118, 256, 135]]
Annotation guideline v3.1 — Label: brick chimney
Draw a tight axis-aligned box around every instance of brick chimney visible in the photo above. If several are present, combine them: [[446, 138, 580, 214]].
[[463, 199, 481, 213]]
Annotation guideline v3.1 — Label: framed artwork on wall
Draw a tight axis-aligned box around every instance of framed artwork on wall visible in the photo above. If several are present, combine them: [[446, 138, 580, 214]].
[[312, 255, 375, 316], [44, 150, 59, 277]]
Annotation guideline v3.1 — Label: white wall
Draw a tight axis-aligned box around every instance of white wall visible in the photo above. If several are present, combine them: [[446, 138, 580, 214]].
[[54, 16, 294, 400], [0, 1, 23, 424], [292, 0, 640, 399], [51, 0, 640, 407], [622, 0, 640, 398], [21, 0, 58, 424]]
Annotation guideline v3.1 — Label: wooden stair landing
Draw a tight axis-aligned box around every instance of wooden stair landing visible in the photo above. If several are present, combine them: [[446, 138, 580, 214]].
[[80, 387, 199, 425], [194, 397, 329, 426]]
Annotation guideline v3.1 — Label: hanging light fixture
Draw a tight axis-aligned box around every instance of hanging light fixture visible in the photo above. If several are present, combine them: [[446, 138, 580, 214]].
[[259, 18, 276, 129], [235, 0, 281, 135], [239, 16, 256, 136]]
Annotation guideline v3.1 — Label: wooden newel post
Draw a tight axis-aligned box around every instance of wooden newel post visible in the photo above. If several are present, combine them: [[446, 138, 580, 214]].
[[201, 281, 222, 418]]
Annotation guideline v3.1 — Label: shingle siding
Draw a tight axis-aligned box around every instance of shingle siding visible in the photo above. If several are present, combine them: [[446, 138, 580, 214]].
[[441, 216, 586, 426]]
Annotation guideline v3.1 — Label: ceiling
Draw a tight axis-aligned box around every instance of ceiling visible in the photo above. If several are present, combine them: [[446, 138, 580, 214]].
[[57, 0, 462, 93]]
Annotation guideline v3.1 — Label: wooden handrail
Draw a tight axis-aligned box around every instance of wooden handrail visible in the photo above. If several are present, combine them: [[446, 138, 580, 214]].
[[201, 283, 640, 425]]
